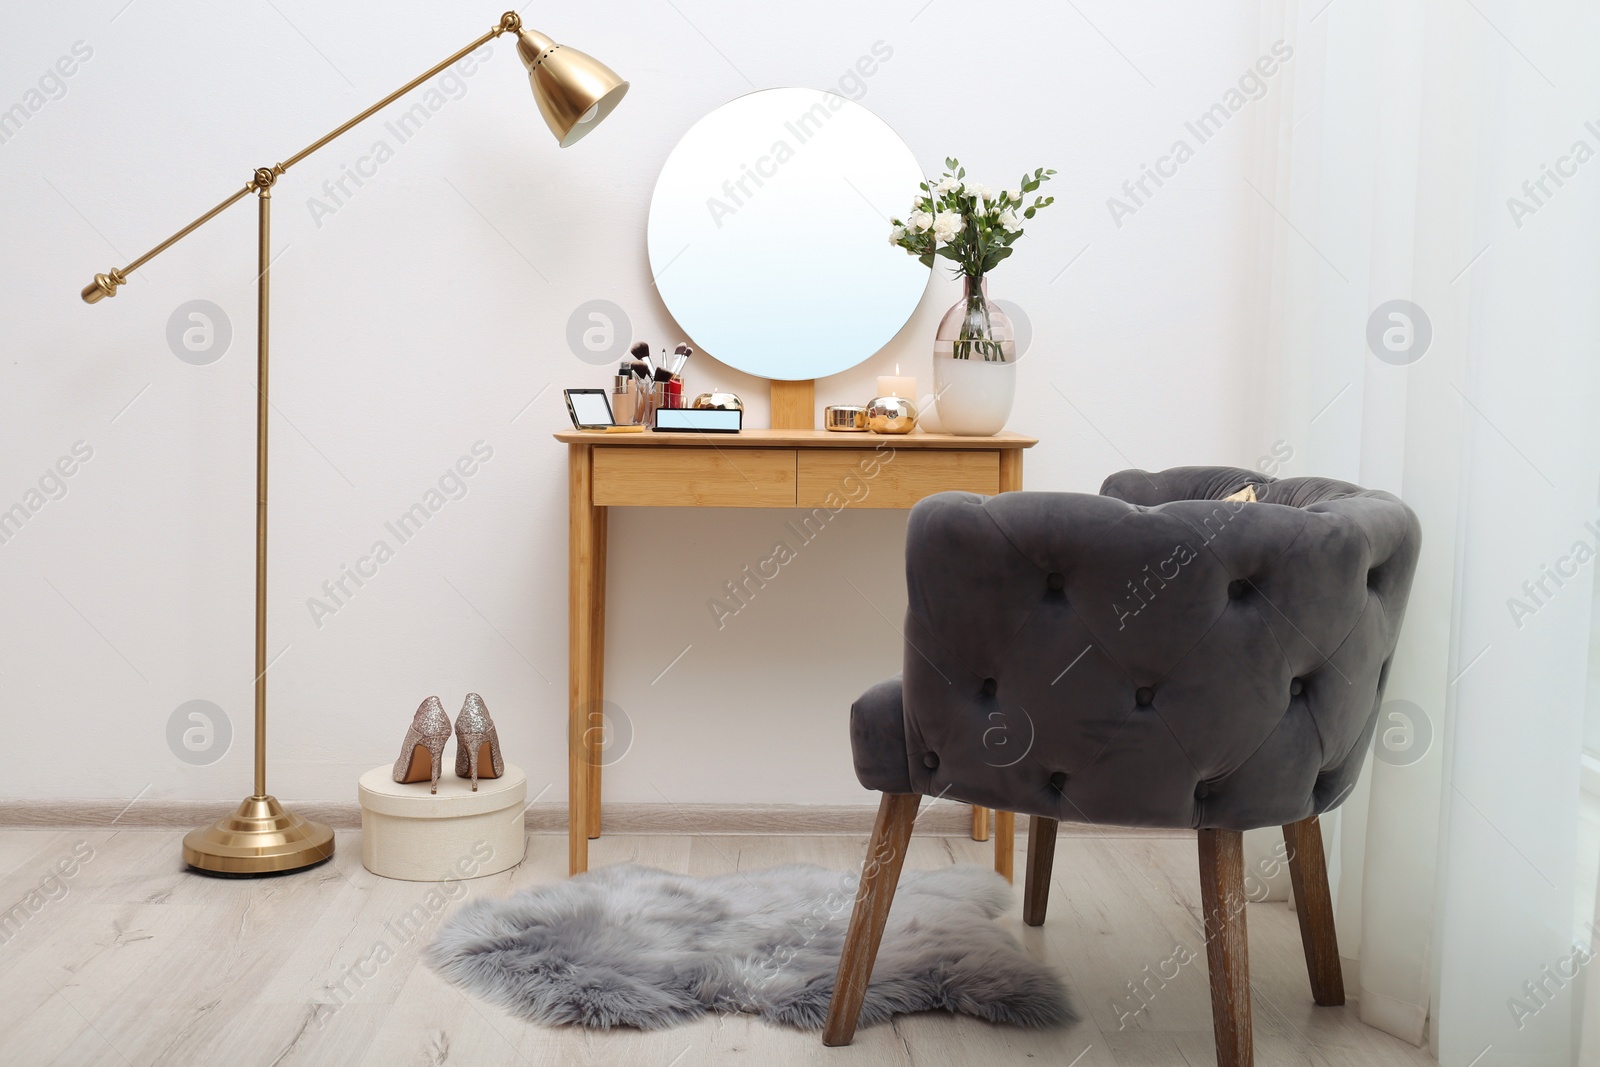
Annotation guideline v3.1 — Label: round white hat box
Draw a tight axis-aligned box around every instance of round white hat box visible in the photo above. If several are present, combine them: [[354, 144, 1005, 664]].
[[358, 763, 527, 881]]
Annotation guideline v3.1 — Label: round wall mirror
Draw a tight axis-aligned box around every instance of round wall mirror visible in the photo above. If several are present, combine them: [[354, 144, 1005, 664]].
[[647, 88, 929, 381]]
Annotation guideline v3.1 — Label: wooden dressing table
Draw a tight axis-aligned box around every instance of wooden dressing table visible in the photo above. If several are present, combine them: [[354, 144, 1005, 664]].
[[557, 380, 1036, 878]]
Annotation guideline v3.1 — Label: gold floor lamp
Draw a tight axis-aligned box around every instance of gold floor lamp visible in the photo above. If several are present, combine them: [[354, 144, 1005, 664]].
[[82, 11, 627, 875]]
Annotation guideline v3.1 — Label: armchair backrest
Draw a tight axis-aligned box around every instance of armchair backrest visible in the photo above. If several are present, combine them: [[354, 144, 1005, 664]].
[[899, 466, 1420, 830]]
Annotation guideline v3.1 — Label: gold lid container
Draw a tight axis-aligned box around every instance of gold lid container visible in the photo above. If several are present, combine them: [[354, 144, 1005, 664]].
[[825, 405, 869, 431]]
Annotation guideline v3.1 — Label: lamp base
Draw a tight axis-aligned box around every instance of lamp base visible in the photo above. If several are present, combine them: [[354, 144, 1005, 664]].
[[182, 795, 335, 876]]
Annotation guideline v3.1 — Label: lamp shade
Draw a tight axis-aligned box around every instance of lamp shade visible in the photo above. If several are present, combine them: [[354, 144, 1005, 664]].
[[516, 29, 629, 147]]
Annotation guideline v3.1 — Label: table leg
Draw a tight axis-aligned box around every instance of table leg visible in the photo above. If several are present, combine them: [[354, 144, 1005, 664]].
[[994, 810, 1015, 882], [998, 449, 1024, 495], [568, 444, 599, 876], [586, 504, 607, 840]]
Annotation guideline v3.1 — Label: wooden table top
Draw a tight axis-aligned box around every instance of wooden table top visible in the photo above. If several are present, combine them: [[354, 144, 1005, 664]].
[[553, 428, 1038, 449]]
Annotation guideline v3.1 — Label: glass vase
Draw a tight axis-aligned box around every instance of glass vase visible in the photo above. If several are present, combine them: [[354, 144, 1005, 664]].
[[932, 275, 1017, 436]]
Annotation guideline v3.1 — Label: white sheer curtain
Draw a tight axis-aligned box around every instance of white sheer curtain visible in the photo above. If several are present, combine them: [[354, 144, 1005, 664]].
[[1246, 0, 1600, 1062]]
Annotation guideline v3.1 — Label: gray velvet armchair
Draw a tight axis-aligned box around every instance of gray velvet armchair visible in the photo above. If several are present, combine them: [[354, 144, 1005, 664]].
[[822, 466, 1421, 1067]]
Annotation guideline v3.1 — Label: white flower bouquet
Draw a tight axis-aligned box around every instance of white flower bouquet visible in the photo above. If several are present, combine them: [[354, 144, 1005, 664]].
[[889, 157, 1056, 280]]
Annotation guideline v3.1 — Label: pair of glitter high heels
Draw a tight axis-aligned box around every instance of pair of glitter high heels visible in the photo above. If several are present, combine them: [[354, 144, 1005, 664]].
[[391, 694, 505, 794]]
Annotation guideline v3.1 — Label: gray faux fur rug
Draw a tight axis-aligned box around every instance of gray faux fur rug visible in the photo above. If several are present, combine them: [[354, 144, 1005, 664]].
[[425, 862, 1074, 1031]]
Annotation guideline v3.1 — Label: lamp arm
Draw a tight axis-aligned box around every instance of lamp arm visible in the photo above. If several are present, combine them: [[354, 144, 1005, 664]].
[[278, 14, 516, 173], [81, 10, 523, 303]]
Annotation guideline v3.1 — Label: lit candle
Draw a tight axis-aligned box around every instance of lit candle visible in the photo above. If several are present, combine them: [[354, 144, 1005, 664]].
[[876, 365, 916, 400]]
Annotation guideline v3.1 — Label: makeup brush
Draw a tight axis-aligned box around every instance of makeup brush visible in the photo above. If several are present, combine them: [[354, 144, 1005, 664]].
[[651, 349, 675, 383], [670, 342, 693, 377], [628, 341, 651, 381], [660, 344, 685, 409]]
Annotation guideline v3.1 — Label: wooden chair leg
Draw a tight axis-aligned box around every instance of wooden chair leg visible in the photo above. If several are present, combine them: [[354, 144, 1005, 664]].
[[994, 811, 1015, 882], [822, 792, 921, 1046], [1023, 815, 1058, 926], [1283, 816, 1345, 1006], [971, 805, 990, 841], [1198, 828, 1253, 1067]]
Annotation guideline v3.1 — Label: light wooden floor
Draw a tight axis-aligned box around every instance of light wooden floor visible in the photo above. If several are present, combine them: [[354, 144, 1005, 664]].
[[0, 825, 1439, 1066]]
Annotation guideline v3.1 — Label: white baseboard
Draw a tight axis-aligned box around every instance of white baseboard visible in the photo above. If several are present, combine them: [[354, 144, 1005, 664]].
[[0, 798, 1190, 839]]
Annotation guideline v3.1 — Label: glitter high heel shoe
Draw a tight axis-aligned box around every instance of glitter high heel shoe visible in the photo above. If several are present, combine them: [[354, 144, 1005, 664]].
[[454, 693, 505, 791], [392, 696, 452, 794]]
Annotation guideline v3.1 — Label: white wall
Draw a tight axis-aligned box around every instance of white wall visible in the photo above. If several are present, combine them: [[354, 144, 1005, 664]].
[[0, 0, 1272, 807]]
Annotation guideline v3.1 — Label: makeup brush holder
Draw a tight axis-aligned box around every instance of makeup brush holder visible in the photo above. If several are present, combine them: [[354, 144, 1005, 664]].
[[652, 381, 680, 411], [638, 380, 684, 427], [630, 380, 655, 426], [622, 379, 655, 426]]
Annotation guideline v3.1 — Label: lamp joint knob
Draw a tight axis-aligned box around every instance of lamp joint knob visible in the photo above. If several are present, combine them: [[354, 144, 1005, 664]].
[[81, 268, 126, 304]]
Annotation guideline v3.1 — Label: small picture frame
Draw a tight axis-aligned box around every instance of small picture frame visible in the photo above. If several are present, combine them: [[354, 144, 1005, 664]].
[[564, 388, 615, 429]]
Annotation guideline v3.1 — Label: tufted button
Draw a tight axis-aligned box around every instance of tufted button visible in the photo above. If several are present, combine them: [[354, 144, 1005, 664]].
[[1195, 781, 1210, 799], [923, 753, 939, 770], [1047, 572, 1065, 591], [1227, 579, 1248, 599], [981, 678, 997, 697], [1048, 771, 1069, 791], [1135, 686, 1154, 707], [1290, 678, 1304, 697]]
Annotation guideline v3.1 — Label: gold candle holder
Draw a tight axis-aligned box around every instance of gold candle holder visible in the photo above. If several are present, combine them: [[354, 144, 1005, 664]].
[[866, 395, 917, 434]]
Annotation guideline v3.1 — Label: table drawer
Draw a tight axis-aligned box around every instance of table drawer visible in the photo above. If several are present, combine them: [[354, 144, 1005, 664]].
[[592, 448, 796, 507], [796, 449, 1000, 509]]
